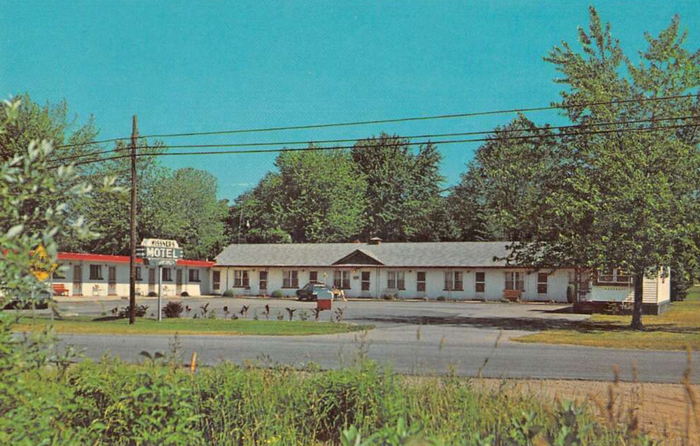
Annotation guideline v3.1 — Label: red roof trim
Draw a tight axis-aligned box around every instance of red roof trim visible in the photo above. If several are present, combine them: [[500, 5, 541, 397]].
[[57, 252, 214, 267]]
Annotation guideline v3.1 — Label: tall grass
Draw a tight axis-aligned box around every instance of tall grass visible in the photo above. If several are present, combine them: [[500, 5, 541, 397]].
[[1, 357, 655, 445]]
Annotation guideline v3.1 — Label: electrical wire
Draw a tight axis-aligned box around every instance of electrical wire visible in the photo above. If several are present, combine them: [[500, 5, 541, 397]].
[[49, 122, 699, 170], [49, 114, 700, 165], [54, 93, 699, 149]]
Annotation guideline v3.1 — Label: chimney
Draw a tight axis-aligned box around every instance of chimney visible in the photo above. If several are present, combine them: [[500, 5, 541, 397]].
[[368, 237, 382, 245]]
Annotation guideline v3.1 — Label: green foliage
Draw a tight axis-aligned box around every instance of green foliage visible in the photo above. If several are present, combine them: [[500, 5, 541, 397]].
[[0, 93, 100, 164], [449, 115, 559, 241], [117, 304, 149, 318], [231, 149, 367, 243], [352, 134, 445, 241], [0, 357, 654, 445], [148, 168, 228, 259], [271, 289, 284, 298], [0, 99, 117, 303], [222, 288, 236, 297], [230, 134, 448, 243], [449, 8, 700, 327], [163, 301, 184, 318]]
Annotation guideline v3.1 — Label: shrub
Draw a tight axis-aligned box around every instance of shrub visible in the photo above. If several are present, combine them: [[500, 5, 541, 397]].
[[222, 289, 235, 297], [436, 296, 446, 302], [147, 291, 157, 297], [271, 290, 284, 298], [162, 301, 184, 318], [382, 293, 396, 300], [180, 291, 189, 297], [117, 304, 149, 318]]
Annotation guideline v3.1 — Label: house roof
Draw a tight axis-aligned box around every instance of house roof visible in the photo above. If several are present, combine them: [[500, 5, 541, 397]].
[[214, 242, 514, 268], [57, 252, 215, 267]]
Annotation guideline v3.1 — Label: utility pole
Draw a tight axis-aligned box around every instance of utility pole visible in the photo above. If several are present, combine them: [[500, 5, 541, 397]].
[[129, 115, 139, 324]]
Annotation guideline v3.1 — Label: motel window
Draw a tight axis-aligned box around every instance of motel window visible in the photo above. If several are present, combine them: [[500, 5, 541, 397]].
[[597, 268, 631, 285], [259, 271, 268, 290], [135, 267, 143, 281], [212, 271, 221, 290], [537, 273, 548, 294], [188, 269, 200, 282], [387, 271, 405, 290], [283, 270, 298, 288], [89, 265, 103, 280], [475, 272, 486, 292], [504, 272, 525, 291], [361, 271, 370, 291], [162, 268, 172, 282], [309, 271, 318, 282], [416, 271, 426, 292], [333, 270, 351, 289], [234, 270, 249, 288], [444, 271, 463, 291]]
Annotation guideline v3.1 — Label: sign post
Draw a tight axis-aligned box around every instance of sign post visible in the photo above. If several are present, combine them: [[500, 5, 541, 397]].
[[157, 265, 162, 322], [136, 239, 183, 322]]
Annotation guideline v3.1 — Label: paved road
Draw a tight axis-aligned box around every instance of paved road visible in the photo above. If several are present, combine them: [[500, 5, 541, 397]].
[[40, 297, 700, 383]]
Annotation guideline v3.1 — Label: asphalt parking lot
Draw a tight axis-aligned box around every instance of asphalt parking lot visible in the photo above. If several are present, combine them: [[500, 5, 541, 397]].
[[18, 297, 700, 383]]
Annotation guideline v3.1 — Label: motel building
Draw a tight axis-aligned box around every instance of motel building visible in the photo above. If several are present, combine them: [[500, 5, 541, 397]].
[[50, 240, 670, 314], [51, 252, 213, 298], [212, 240, 671, 314]]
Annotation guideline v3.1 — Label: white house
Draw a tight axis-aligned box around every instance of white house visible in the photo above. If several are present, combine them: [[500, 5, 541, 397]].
[[213, 240, 670, 314], [51, 252, 214, 298]]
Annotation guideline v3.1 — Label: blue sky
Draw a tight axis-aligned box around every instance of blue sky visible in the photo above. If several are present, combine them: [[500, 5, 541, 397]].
[[2, 1, 698, 200]]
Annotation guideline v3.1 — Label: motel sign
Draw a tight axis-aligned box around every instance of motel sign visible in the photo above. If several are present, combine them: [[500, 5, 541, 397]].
[[137, 238, 184, 262], [136, 238, 184, 321]]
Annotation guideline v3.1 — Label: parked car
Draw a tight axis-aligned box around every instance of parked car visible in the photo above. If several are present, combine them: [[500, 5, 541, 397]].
[[296, 282, 331, 301]]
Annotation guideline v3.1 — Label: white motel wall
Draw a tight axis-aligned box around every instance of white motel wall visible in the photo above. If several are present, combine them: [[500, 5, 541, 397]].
[[52, 252, 213, 298], [211, 266, 573, 301], [49, 242, 670, 314], [212, 241, 671, 313]]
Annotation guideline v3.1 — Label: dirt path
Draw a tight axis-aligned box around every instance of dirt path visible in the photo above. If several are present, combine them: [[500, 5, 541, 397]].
[[473, 378, 699, 444]]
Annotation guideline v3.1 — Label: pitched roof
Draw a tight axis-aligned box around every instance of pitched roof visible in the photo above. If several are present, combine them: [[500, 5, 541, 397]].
[[214, 241, 514, 268]]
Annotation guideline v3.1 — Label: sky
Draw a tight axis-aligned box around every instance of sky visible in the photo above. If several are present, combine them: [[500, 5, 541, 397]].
[[2, 1, 698, 201]]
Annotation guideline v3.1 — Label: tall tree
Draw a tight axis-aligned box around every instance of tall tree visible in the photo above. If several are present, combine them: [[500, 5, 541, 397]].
[[60, 141, 167, 255], [505, 8, 700, 329], [148, 168, 228, 259], [227, 173, 291, 244], [231, 148, 367, 243], [0, 93, 100, 164], [351, 134, 443, 241], [449, 115, 558, 241]]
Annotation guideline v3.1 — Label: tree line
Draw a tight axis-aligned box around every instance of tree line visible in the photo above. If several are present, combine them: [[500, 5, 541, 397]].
[[2, 7, 698, 325]]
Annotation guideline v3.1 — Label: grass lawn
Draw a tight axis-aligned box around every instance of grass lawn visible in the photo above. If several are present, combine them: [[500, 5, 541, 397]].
[[514, 286, 700, 350], [10, 316, 373, 336]]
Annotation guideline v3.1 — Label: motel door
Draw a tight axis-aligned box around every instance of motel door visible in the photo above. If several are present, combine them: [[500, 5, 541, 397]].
[[108, 266, 117, 295], [72, 265, 82, 296], [148, 268, 156, 293], [176, 269, 183, 294]]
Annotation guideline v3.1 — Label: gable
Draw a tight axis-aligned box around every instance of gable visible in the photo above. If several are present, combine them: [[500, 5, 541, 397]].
[[332, 249, 384, 266]]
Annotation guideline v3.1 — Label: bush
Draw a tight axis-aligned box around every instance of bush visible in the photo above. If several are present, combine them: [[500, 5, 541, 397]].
[[117, 304, 149, 318], [147, 291, 157, 297], [222, 289, 235, 297], [180, 291, 189, 297], [163, 301, 184, 318], [436, 296, 446, 302], [271, 290, 284, 298]]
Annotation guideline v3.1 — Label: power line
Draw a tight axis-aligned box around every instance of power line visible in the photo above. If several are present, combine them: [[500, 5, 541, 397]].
[[54, 93, 698, 149], [49, 114, 700, 165], [50, 122, 699, 170]]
